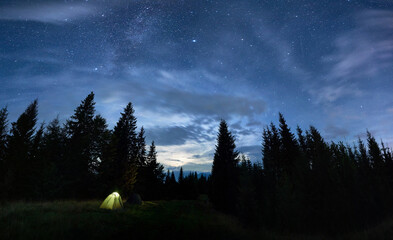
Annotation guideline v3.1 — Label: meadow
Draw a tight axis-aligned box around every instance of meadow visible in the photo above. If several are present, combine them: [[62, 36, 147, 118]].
[[1, 197, 392, 240]]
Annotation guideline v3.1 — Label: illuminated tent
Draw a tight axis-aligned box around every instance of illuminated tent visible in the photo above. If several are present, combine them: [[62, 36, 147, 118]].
[[100, 192, 124, 210]]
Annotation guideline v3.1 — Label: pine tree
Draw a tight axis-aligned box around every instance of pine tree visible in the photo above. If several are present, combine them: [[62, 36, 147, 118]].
[[136, 127, 146, 167], [367, 131, 383, 171], [145, 141, 164, 199], [277, 113, 306, 230], [357, 138, 370, 175], [89, 115, 111, 196], [42, 118, 67, 198], [165, 170, 170, 184], [64, 92, 96, 198], [179, 167, 185, 199], [5, 100, 38, 199], [210, 119, 239, 213], [262, 123, 281, 183], [179, 167, 184, 184], [30, 123, 45, 198], [170, 171, 176, 185], [237, 154, 258, 224], [111, 102, 138, 197], [0, 107, 8, 198], [278, 113, 301, 175]]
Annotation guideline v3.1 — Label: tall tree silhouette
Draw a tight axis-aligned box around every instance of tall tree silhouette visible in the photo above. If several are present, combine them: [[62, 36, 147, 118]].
[[277, 113, 306, 229], [134, 127, 147, 197], [0, 107, 8, 197], [89, 114, 111, 195], [41, 118, 67, 198], [210, 120, 239, 213], [5, 100, 38, 199], [111, 102, 138, 197], [64, 92, 97, 198], [136, 127, 146, 167], [145, 141, 164, 199]]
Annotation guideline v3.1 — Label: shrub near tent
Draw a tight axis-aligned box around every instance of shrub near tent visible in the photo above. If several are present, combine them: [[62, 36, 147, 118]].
[[100, 192, 124, 210]]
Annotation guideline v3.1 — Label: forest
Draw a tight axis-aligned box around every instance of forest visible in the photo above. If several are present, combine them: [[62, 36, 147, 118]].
[[1, 92, 393, 234]]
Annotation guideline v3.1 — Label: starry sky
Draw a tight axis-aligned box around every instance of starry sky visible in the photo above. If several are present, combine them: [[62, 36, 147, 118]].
[[1, 0, 393, 172]]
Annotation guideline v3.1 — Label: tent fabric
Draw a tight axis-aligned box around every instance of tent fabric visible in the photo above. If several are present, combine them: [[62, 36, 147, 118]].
[[100, 192, 124, 210]]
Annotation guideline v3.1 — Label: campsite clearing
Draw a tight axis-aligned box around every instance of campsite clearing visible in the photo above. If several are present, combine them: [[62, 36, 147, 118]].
[[1, 199, 392, 240]]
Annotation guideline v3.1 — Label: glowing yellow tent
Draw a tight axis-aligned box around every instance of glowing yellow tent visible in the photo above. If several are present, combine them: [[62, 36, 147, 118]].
[[100, 192, 124, 210]]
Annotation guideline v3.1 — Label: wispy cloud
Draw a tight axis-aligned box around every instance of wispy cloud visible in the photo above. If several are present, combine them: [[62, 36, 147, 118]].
[[0, 2, 96, 24], [308, 10, 393, 104], [309, 83, 362, 103], [325, 10, 393, 81]]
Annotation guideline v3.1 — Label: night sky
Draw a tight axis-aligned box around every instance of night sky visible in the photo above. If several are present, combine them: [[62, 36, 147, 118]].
[[1, 0, 393, 172]]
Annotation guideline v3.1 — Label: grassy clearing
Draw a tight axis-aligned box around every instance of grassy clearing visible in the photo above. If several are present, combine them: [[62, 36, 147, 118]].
[[0, 199, 391, 240]]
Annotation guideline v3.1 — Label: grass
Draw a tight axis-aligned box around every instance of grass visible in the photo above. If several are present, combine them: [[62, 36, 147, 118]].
[[1, 198, 392, 240]]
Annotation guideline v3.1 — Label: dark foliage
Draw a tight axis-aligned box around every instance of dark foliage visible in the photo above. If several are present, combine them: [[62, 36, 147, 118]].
[[209, 120, 239, 214], [234, 114, 393, 234], [0, 107, 8, 199], [3, 94, 393, 235]]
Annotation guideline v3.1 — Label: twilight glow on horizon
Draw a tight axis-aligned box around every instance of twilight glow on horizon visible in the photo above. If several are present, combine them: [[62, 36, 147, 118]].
[[1, 0, 393, 172]]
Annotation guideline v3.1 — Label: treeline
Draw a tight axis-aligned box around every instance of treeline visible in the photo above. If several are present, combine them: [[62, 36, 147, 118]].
[[3, 93, 393, 233], [209, 114, 393, 234], [164, 168, 209, 200], [0, 92, 190, 201]]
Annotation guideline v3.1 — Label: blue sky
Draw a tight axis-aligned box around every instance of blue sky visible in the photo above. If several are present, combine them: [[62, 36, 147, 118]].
[[1, 0, 393, 172]]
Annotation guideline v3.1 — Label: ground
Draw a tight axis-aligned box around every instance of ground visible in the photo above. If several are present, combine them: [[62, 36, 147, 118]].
[[1, 197, 392, 240]]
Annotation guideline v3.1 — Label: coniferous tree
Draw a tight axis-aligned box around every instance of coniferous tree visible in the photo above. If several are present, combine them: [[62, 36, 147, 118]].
[[30, 123, 45, 198], [210, 119, 239, 213], [165, 170, 170, 184], [134, 127, 148, 197], [262, 123, 281, 184], [237, 154, 258, 224], [367, 131, 391, 214], [41, 118, 67, 198], [111, 102, 138, 197], [0, 107, 8, 196], [178, 167, 185, 199], [276, 114, 306, 230], [170, 171, 176, 183], [367, 131, 383, 171], [64, 92, 97, 198], [136, 127, 146, 167], [169, 171, 177, 197], [145, 141, 164, 199], [89, 115, 111, 196], [261, 122, 281, 226], [179, 167, 184, 184], [5, 100, 38, 199]]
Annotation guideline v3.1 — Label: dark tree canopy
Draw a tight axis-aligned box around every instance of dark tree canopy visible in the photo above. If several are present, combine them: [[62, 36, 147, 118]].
[[210, 119, 239, 213], [2, 94, 393, 235]]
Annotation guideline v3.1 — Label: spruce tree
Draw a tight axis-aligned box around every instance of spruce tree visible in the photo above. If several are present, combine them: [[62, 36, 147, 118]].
[[357, 138, 370, 175], [367, 131, 383, 171], [65, 92, 96, 198], [179, 167, 184, 184], [136, 127, 146, 167], [42, 118, 67, 198], [145, 141, 164, 199], [165, 169, 170, 184], [210, 119, 239, 213], [134, 127, 147, 197], [0, 107, 8, 198], [111, 102, 138, 197], [5, 100, 38, 199], [90, 115, 111, 196], [30, 123, 45, 198], [277, 113, 306, 229], [179, 167, 185, 199]]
